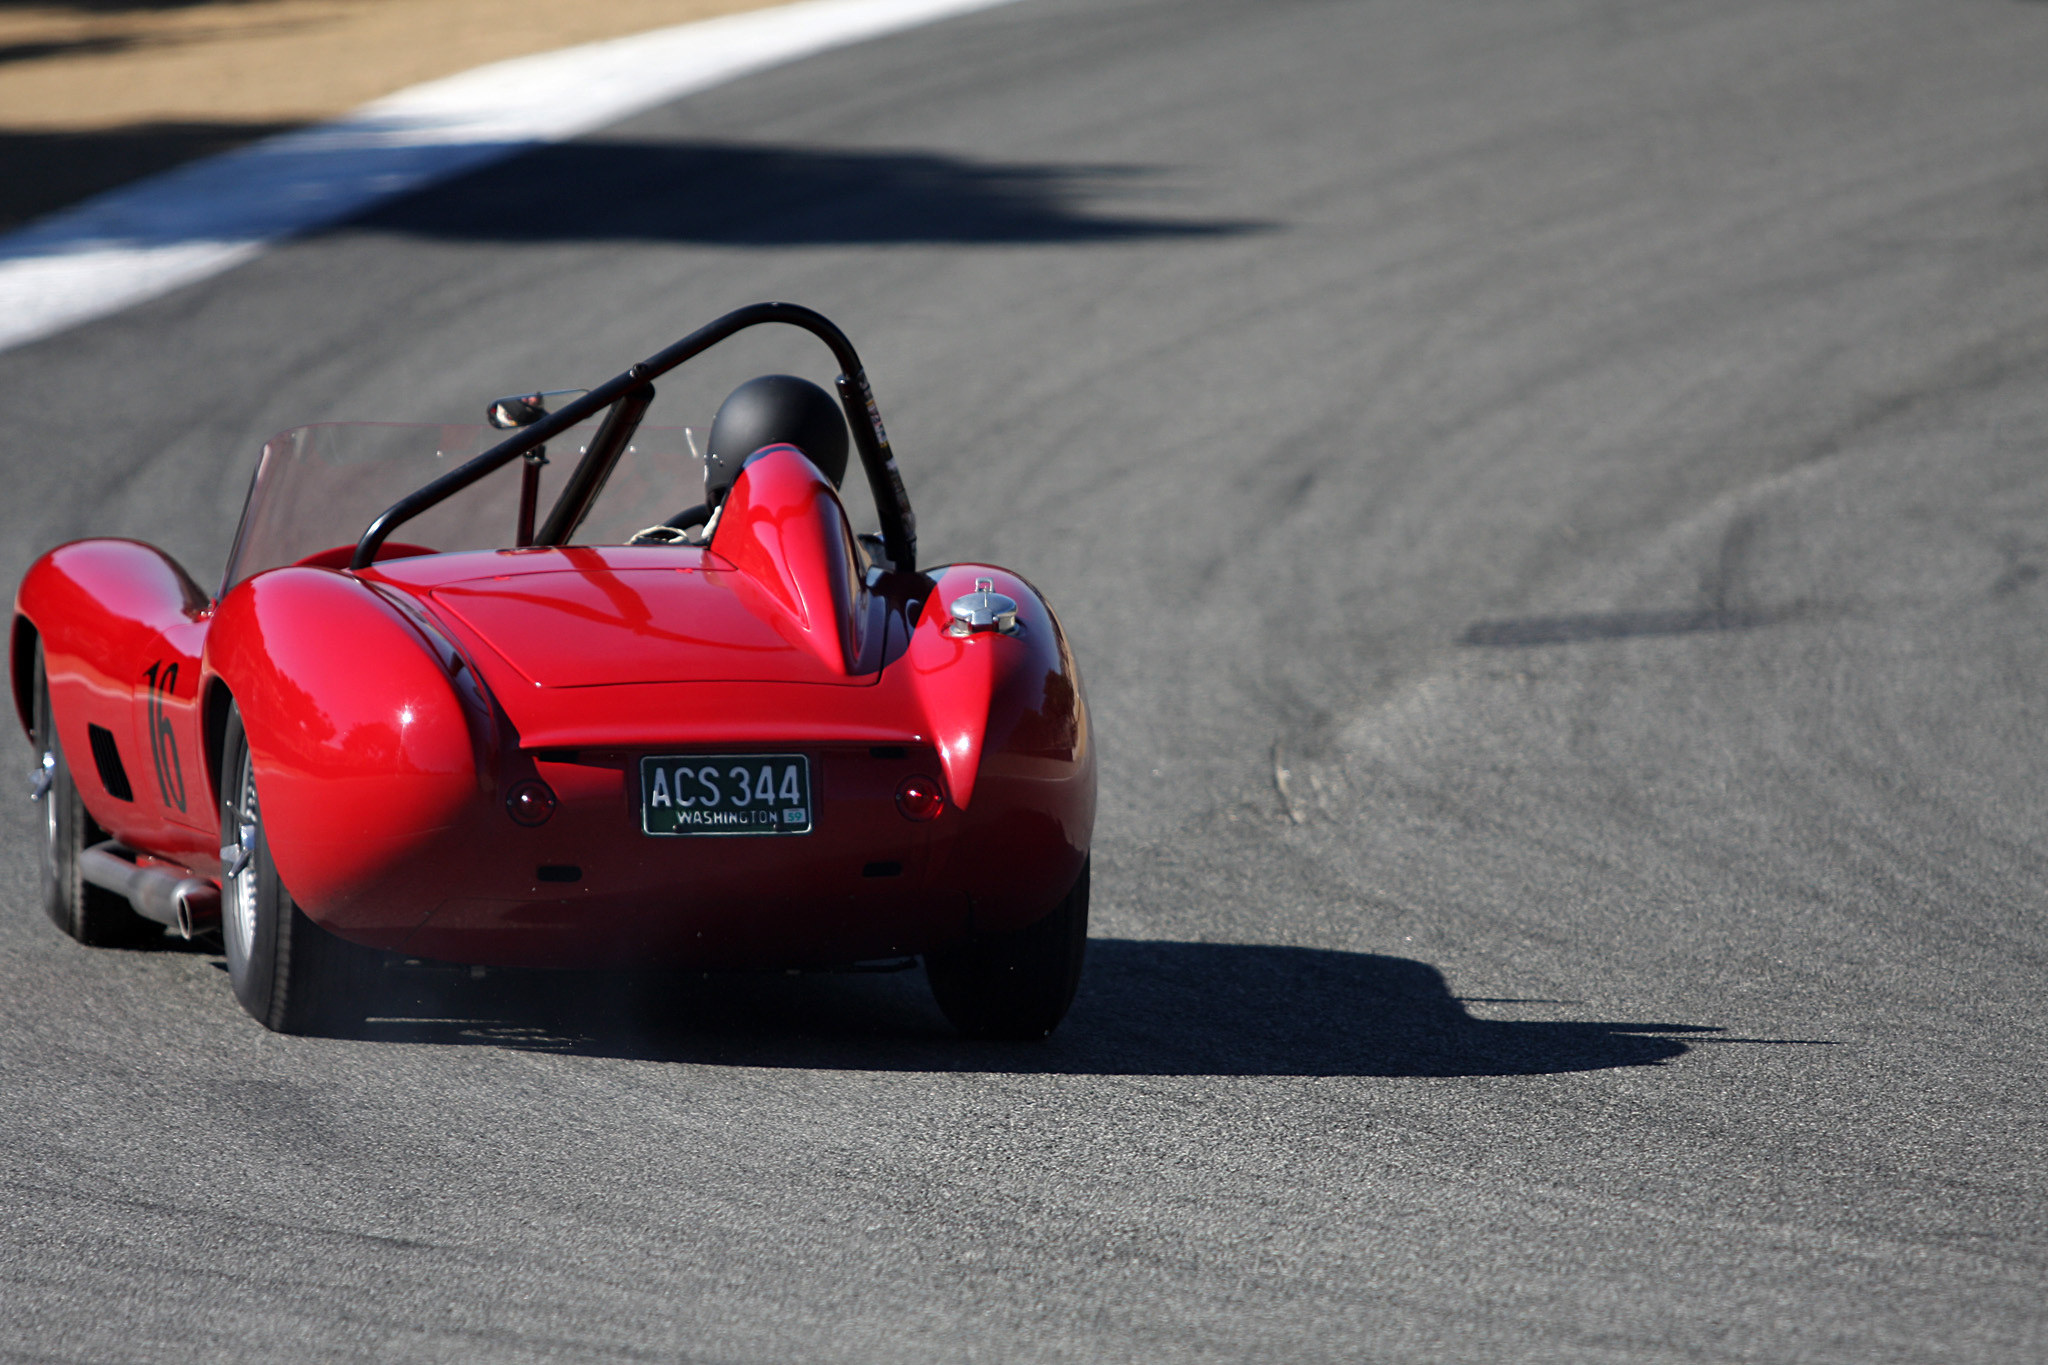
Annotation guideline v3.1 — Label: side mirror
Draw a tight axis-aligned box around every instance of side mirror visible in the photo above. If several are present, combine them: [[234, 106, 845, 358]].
[[486, 387, 587, 430], [487, 393, 548, 430]]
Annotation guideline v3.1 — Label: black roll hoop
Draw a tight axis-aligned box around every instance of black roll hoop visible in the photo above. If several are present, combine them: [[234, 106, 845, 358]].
[[350, 302, 918, 573]]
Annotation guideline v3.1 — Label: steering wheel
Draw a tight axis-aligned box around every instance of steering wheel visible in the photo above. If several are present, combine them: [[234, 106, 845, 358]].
[[628, 502, 711, 546]]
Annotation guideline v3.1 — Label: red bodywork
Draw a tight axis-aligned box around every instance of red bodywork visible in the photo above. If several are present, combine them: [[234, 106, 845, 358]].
[[13, 446, 1094, 969]]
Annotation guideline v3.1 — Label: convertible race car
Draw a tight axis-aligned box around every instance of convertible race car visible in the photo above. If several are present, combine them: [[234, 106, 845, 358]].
[[15, 303, 1094, 1039]]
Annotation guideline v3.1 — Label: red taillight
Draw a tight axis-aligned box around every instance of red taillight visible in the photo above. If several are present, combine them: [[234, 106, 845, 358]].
[[506, 779, 556, 826], [895, 775, 944, 822]]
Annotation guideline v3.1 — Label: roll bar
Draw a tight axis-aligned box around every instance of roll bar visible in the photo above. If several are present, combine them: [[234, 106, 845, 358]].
[[350, 302, 918, 572]]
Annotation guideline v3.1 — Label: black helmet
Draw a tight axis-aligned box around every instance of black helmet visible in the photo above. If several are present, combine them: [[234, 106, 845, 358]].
[[703, 374, 849, 507]]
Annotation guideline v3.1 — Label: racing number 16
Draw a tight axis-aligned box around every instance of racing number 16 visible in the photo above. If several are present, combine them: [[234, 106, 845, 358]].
[[141, 660, 186, 813]]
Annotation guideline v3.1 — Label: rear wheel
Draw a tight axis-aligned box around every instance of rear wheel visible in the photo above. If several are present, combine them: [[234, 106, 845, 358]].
[[926, 857, 1089, 1040], [219, 702, 379, 1035], [32, 645, 153, 947]]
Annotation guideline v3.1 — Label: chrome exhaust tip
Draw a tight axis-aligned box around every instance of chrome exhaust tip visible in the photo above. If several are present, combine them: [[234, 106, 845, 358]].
[[79, 844, 221, 940]]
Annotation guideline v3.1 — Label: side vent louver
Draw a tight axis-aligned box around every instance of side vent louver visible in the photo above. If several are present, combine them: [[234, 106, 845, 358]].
[[87, 725, 134, 802]]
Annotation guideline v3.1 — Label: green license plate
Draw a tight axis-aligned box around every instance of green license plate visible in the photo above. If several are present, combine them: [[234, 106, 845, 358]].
[[640, 754, 812, 836]]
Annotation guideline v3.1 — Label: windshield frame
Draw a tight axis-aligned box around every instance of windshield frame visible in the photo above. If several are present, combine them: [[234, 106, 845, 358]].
[[216, 422, 702, 597]]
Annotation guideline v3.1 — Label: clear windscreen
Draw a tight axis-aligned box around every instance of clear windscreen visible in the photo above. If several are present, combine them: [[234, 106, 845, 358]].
[[221, 423, 704, 593]]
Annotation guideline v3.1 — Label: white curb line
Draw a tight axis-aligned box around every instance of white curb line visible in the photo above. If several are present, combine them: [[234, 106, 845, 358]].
[[0, 0, 1016, 355]]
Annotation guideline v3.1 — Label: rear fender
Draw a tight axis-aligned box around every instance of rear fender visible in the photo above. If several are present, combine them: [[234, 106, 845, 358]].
[[911, 566, 1094, 933], [204, 567, 496, 943]]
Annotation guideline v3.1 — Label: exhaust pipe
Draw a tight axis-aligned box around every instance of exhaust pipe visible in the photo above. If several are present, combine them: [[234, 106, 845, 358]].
[[79, 844, 220, 939]]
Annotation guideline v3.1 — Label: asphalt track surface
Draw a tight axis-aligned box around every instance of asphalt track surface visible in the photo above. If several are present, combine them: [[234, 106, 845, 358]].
[[3, 0, 2046, 1359]]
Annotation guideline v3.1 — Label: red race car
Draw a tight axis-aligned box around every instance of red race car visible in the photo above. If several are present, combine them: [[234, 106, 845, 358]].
[[14, 303, 1094, 1039]]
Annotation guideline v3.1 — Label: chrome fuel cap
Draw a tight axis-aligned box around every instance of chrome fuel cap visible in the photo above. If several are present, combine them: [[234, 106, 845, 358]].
[[948, 577, 1019, 636]]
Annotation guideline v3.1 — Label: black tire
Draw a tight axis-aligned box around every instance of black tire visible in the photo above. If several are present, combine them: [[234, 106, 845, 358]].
[[219, 702, 379, 1035], [926, 857, 1089, 1040], [32, 645, 154, 947]]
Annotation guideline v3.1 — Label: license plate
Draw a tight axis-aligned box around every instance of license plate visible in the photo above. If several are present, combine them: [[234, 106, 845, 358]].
[[640, 754, 812, 836]]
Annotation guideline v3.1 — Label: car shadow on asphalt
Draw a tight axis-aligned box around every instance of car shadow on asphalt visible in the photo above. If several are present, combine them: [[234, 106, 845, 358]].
[[355, 938, 1711, 1077]]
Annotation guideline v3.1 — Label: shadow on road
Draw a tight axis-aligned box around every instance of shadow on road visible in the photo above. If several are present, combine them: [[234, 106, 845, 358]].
[[356, 138, 1265, 247], [355, 939, 1708, 1077], [0, 122, 298, 233]]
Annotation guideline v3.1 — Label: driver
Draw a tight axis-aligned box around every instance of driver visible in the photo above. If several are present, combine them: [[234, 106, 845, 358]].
[[633, 374, 849, 545]]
